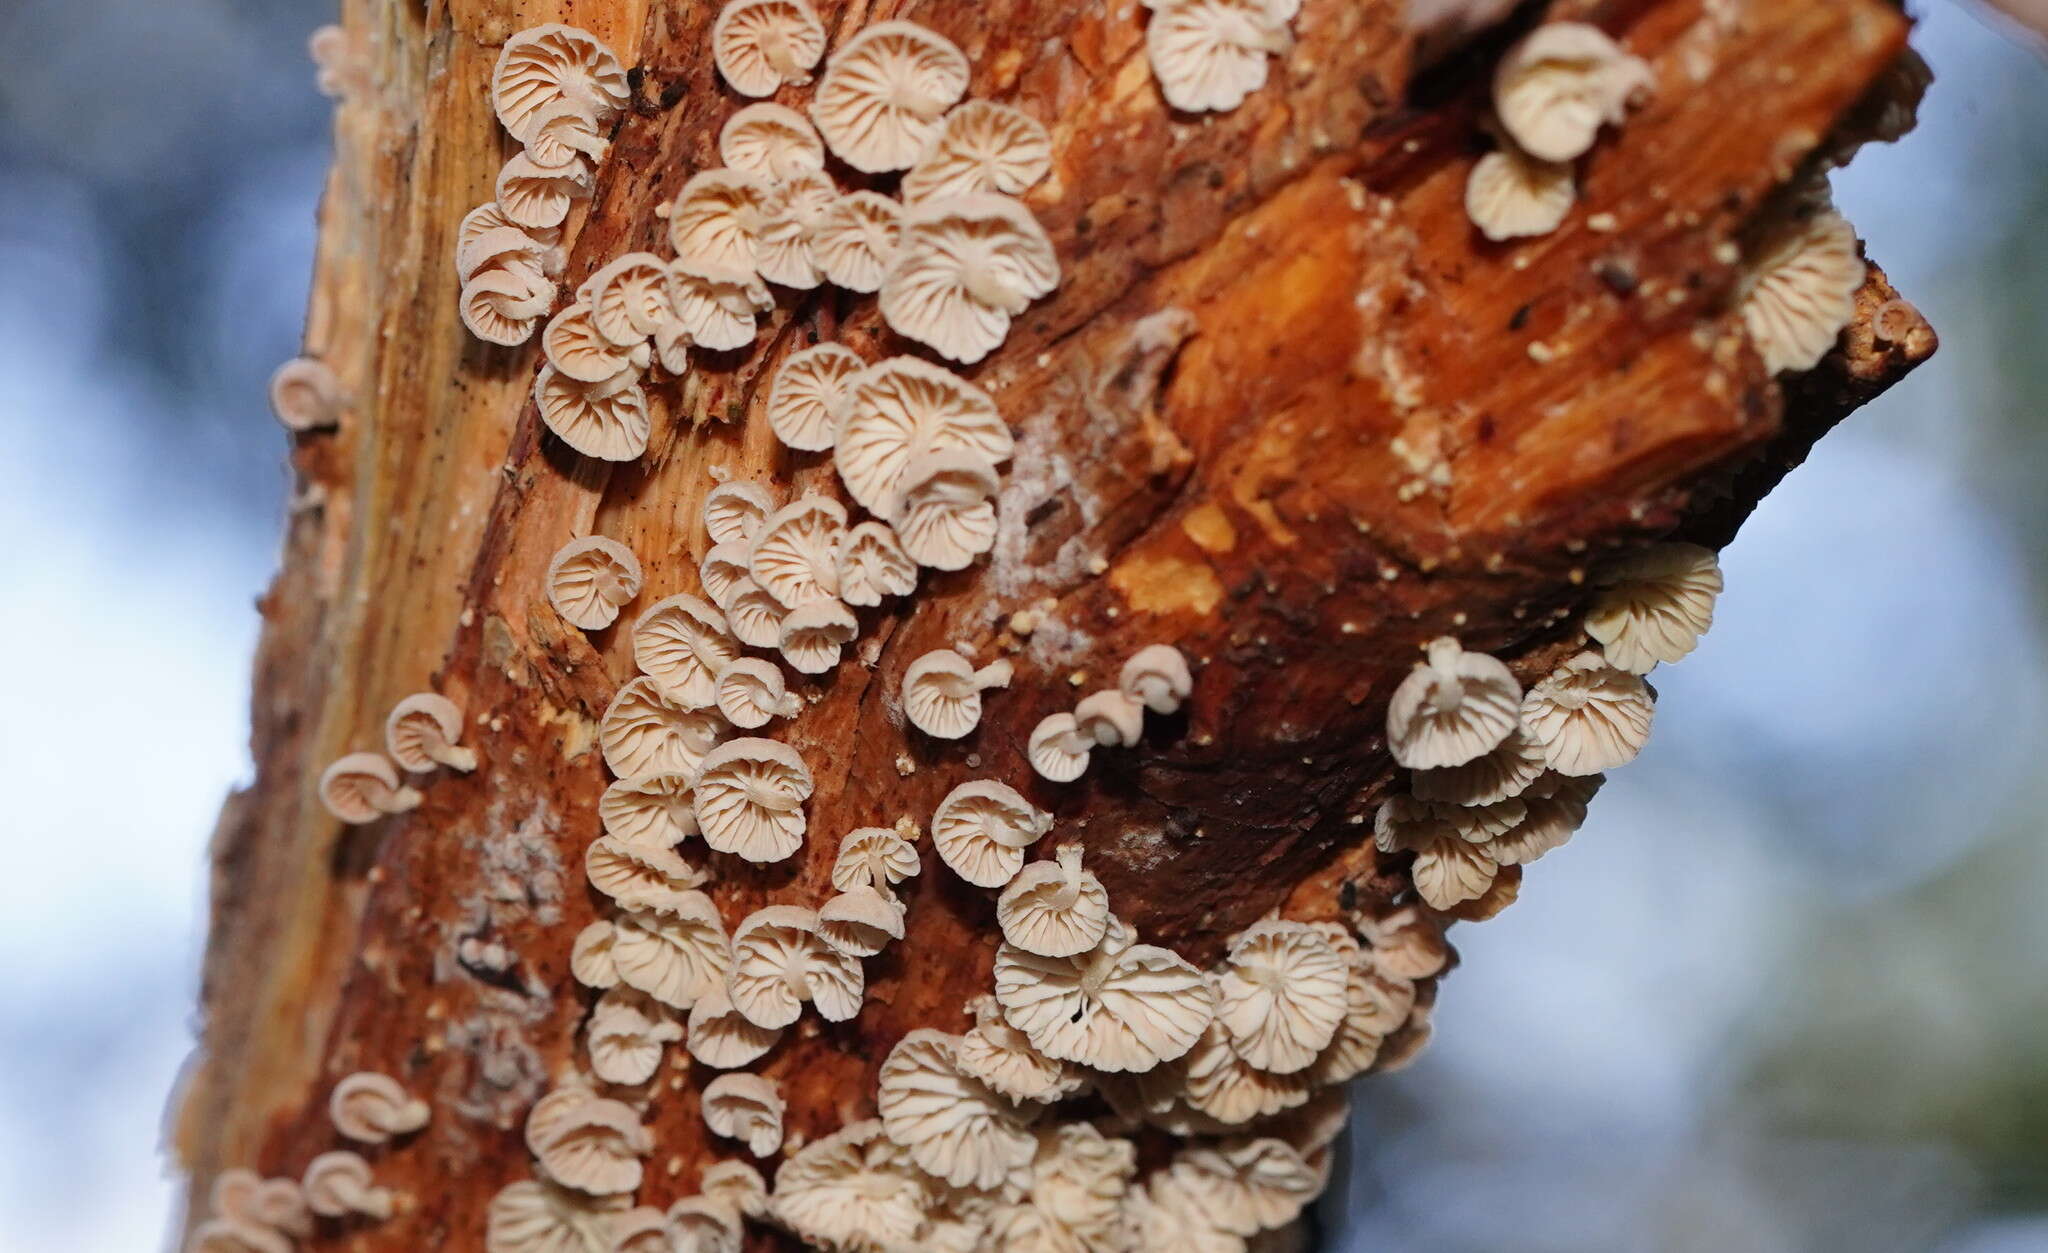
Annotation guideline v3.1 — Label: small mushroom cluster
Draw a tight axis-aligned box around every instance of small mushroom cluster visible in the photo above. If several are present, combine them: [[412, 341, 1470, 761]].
[[1027, 644, 1192, 782], [317, 691, 475, 825], [267, 356, 347, 432], [1140, 0, 1299, 115], [1732, 185, 1869, 375]]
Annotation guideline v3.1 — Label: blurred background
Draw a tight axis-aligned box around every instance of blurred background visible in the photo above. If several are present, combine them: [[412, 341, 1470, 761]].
[[0, 2, 2041, 1250]]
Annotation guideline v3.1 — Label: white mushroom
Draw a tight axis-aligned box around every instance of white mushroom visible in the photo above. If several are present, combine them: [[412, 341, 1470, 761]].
[[1304, 956, 1410, 1086], [728, 905, 864, 1027], [301, 1150, 395, 1221], [712, 0, 828, 97], [268, 357, 346, 431], [1142, 0, 1291, 114], [892, 450, 1001, 570], [385, 692, 477, 773], [666, 1198, 742, 1253], [570, 919, 621, 990], [186, 1219, 292, 1253], [816, 886, 906, 956], [328, 1072, 430, 1144], [319, 753, 422, 824], [1487, 770, 1602, 866], [1520, 650, 1655, 774], [770, 1120, 930, 1251], [903, 101, 1054, 203], [996, 844, 1110, 958], [585, 252, 674, 346], [955, 995, 1083, 1104], [496, 151, 592, 232], [599, 677, 731, 779], [491, 23, 628, 142], [700, 1160, 769, 1220], [687, 982, 785, 1069], [725, 579, 789, 649], [931, 779, 1051, 888], [460, 265, 554, 346], [831, 826, 923, 894], [608, 1208, 673, 1253], [878, 1029, 1039, 1192], [1073, 689, 1145, 748], [1411, 726, 1545, 806], [633, 594, 740, 709], [587, 986, 684, 1085], [599, 773, 700, 847], [211, 1169, 310, 1238], [834, 357, 1012, 519], [654, 315, 692, 376], [584, 835, 709, 913], [1182, 1018, 1310, 1125], [703, 1073, 787, 1157], [457, 202, 551, 277], [720, 103, 826, 185], [778, 600, 859, 674], [1120, 644, 1194, 715], [767, 343, 864, 452], [1464, 144, 1575, 241], [1354, 903, 1450, 981], [693, 738, 815, 862], [699, 541, 753, 612], [1385, 637, 1522, 769], [1028, 713, 1094, 783], [485, 1179, 628, 1253], [545, 298, 643, 383], [714, 657, 802, 729], [748, 496, 847, 608], [902, 649, 1013, 739], [993, 922, 1215, 1073], [667, 259, 774, 352], [1492, 21, 1652, 163], [612, 896, 733, 1009], [756, 171, 838, 289], [836, 521, 919, 607], [1169, 1136, 1323, 1234], [1584, 542, 1723, 674], [703, 479, 777, 547], [669, 169, 773, 275], [1214, 918, 1349, 1074], [1385, 817, 1500, 911], [523, 99, 610, 169], [813, 191, 904, 293], [524, 1087, 651, 1195], [1735, 201, 1866, 374], [879, 194, 1060, 364], [533, 365, 651, 462], [546, 536, 643, 631], [810, 21, 971, 173]]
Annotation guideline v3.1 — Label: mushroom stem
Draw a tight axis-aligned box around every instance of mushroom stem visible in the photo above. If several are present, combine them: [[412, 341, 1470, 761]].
[[972, 659, 1014, 690], [961, 261, 1030, 314], [432, 743, 481, 772], [380, 783, 424, 814], [341, 1176, 397, 1221], [759, 27, 804, 82]]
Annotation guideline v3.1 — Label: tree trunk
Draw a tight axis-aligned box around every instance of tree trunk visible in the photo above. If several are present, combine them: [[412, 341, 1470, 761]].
[[174, 0, 1934, 1247]]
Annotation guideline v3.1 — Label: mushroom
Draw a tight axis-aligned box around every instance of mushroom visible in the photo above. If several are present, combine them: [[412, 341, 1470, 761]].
[[585, 252, 675, 347], [810, 21, 971, 173], [714, 657, 802, 729], [687, 982, 784, 1069], [756, 171, 838, 289], [891, 450, 1001, 570], [767, 343, 864, 452], [955, 995, 1083, 1104], [584, 835, 709, 913], [633, 594, 740, 709], [654, 315, 692, 376], [570, 919, 621, 990], [546, 536, 643, 631], [1374, 793, 1525, 851], [1142, 0, 1292, 114], [992, 922, 1215, 1072], [666, 258, 774, 352], [1584, 542, 1723, 674], [1492, 22, 1652, 163], [700, 1160, 769, 1219], [301, 1151, 395, 1221], [612, 896, 732, 1009], [835, 357, 1012, 519], [770, 1120, 930, 1251], [1487, 771, 1602, 866], [268, 357, 346, 432], [1379, 811, 1501, 911], [524, 1087, 651, 1195], [703, 1074, 787, 1157], [384, 693, 477, 773], [318, 753, 422, 824], [186, 1219, 292, 1253], [666, 1198, 743, 1253], [720, 103, 827, 185], [1521, 650, 1654, 775], [456, 201, 550, 275], [693, 738, 815, 862], [1354, 903, 1449, 981], [712, 0, 828, 97], [778, 600, 859, 674], [308, 24, 356, 98], [1072, 690, 1145, 748], [728, 905, 864, 1027], [996, 845, 1110, 958], [1411, 726, 1545, 806], [704, 479, 777, 547], [608, 1208, 673, 1253], [816, 886, 906, 956], [599, 773, 700, 847], [490, 23, 629, 143], [748, 496, 847, 608], [532, 365, 651, 462], [879, 194, 1060, 364], [1734, 199, 1866, 374], [1385, 637, 1522, 769], [599, 677, 731, 780], [211, 1169, 310, 1238], [495, 151, 591, 232], [931, 779, 1051, 888], [902, 101, 1054, 203], [1304, 955, 1409, 1086], [1027, 713, 1094, 783], [485, 1179, 629, 1253], [812, 191, 904, 293], [1170, 1137, 1323, 1234], [836, 521, 918, 607], [830, 826, 922, 894], [586, 986, 684, 1086], [1464, 144, 1575, 241], [724, 579, 789, 649], [699, 541, 753, 612], [459, 265, 554, 346], [1182, 1018, 1310, 1125], [522, 99, 610, 169], [877, 1029, 1039, 1191], [328, 1071, 430, 1144], [1120, 644, 1194, 715], [1214, 918, 1349, 1074], [668, 169, 773, 276], [902, 649, 1013, 739]]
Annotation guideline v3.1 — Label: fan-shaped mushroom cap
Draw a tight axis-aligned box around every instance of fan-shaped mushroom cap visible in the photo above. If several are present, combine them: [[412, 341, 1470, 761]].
[[932, 779, 1052, 888], [892, 449, 1001, 570], [767, 343, 864, 452], [301, 1150, 395, 1221], [1181, 1018, 1310, 1125], [486, 1178, 629, 1253], [704, 480, 777, 547], [571, 919, 621, 990], [1464, 144, 1575, 241], [901, 649, 1012, 739], [836, 357, 1011, 518], [547, 536, 643, 631], [997, 845, 1110, 958], [211, 1169, 311, 1238], [525, 1087, 651, 1195], [687, 982, 784, 1069], [1373, 794, 1525, 853], [606, 1208, 672, 1253], [880, 194, 1060, 364], [1406, 826, 1501, 911], [714, 657, 802, 729], [318, 752, 421, 824], [600, 677, 732, 780], [1215, 919, 1349, 1074], [669, 169, 773, 275], [748, 496, 847, 609], [533, 365, 651, 462], [1028, 713, 1094, 783], [836, 521, 918, 607], [612, 896, 733, 1009], [994, 924, 1215, 1073], [268, 357, 346, 431], [771, 1119, 931, 1251], [1120, 644, 1194, 715], [756, 171, 838, 289], [725, 578, 789, 649], [496, 151, 591, 232], [632, 594, 740, 709], [1303, 955, 1405, 1085], [703, 1074, 786, 1157], [1172, 1137, 1323, 1234], [1144, 0, 1291, 114], [877, 1029, 1038, 1191], [811, 21, 971, 173], [666, 258, 774, 352], [457, 201, 550, 274], [698, 541, 752, 613], [600, 773, 699, 847], [1521, 650, 1654, 775], [813, 191, 904, 292], [1584, 542, 1722, 673], [523, 98, 610, 169], [492, 24, 628, 141], [712, 0, 828, 97], [1411, 726, 1544, 806], [585, 252, 674, 346], [666, 1197, 742, 1253], [728, 904, 865, 1027], [1492, 22, 1652, 163], [187, 1218, 293, 1253], [460, 265, 554, 346], [720, 103, 827, 185], [816, 885, 906, 956], [587, 986, 684, 1085], [1385, 637, 1522, 769], [585, 834, 709, 912], [701, 1160, 769, 1219], [1488, 770, 1602, 866], [1735, 201, 1865, 375], [903, 101, 1054, 203], [385, 692, 477, 773], [778, 600, 859, 674], [1122, 1178, 1244, 1253], [328, 1072, 429, 1144], [693, 738, 815, 862], [1354, 903, 1448, 980], [1073, 690, 1145, 749], [956, 995, 1084, 1103], [831, 826, 922, 894]]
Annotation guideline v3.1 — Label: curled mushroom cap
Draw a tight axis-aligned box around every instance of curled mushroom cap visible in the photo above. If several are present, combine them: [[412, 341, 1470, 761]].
[[704, 479, 777, 547], [1736, 201, 1865, 375], [1521, 650, 1654, 775], [1181, 1017, 1311, 1126], [385, 693, 477, 773], [767, 343, 864, 453], [902, 649, 1013, 739], [693, 737, 815, 862], [1028, 713, 1094, 783], [932, 779, 1052, 888], [701, 1160, 769, 1219], [770, 1119, 931, 1251], [687, 982, 784, 1069], [211, 1169, 311, 1238], [533, 365, 651, 462], [1373, 793, 1526, 854], [811, 21, 971, 173], [720, 103, 827, 185], [608, 1208, 674, 1253], [586, 986, 683, 1086], [1073, 689, 1145, 749], [460, 265, 554, 346], [1169, 1136, 1324, 1235], [522, 97, 611, 169], [713, 0, 828, 97], [1411, 726, 1545, 806], [633, 594, 740, 709], [903, 101, 1054, 203], [878, 1029, 1038, 1191], [997, 845, 1110, 958], [1144, 0, 1292, 114], [724, 579, 789, 650], [698, 541, 752, 613], [1120, 644, 1194, 715], [599, 677, 731, 780], [831, 826, 922, 894], [728, 904, 865, 1027], [836, 357, 1011, 518], [319, 753, 422, 824], [1489, 770, 1603, 866], [600, 773, 699, 847], [1584, 542, 1722, 674], [714, 657, 802, 729], [1393, 823, 1501, 911], [817, 885, 906, 957], [666, 1199, 741, 1253], [546, 535, 643, 631], [585, 252, 675, 347], [571, 919, 621, 990], [496, 151, 591, 232], [892, 450, 1001, 571], [268, 357, 346, 431], [779, 599, 859, 674], [485, 1178, 629, 1253], [1493, 22, 1652, 163], [756, 170, 838, 290], [669, 169, 773, 276], [525, 1087, 652, 1195], [667, 258, 774, 352], [457, 201, 550, 274], [1465, 144, 1575, 242], [1215, 919, 1350, 1074], [1303, 956, 1407, 1086], [187, 1218, 293, 1253], [491, 24, 628, 141], [585, 834, 709, 912], [993, 922, 1215, 1073], [748, 496, 847, 609], [301, 1150, 395, 1221], [1355, 903, 1449, 980], [836, 521, 918, 607], [613, 895, 732, 1009], [328, 1071, 430, 1144], [703, 1073, 787, 1157], [1386, 637, 1522, 769], [813, 191, 904, 293], [880, 194, 1060, 365], [956, 995, 1082, 1104]]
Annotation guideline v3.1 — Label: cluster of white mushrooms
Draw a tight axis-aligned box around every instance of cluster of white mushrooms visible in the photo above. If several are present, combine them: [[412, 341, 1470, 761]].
[[317, 692, 476, 826], [1026, 644, 1193, 782], [1141, 0, 1299, 114]]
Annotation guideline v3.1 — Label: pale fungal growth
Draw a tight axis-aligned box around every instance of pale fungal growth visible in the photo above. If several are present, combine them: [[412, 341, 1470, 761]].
[[495, 151, 591, 231], [485, 1179, 627, 1253], [211, 1170, 311, 1238], [931, 779, 1051, 888], [667, 260, 774, 352], [728, 905, 865, 1027], [1120, 644, 1194, 715], [585, 252, 674, 347], [693, 738, 815, 862], [778, 600, 859, 674], [699, 541, 753, 611], [668, 170, 773, 275], [1355, 903, 1450, 980], [767, 343, 864, 452], [877, 1029, 1038, 1190], [613, 896, 733, 1009], [599, 677, 731, 779], [770, 1119, 930, 1251], [1735, 202, 1866, 375], [546, 536, 642, 630], [834, 357, 1012, 518], [811, 21, 971, 173], [757, 171, 838, 289], [1411, 726, 1545, 806], [523, 99, 610, 169], [956, 996, 1082, 1104], [532, 366, 651, 462], [525, 1087, 651, 1196], [724, 579, 789, 650], [491, 24, 628, 142], [457, 201, 550, 276], [1028, 713, 1094, 782], [1521, 650, 1655, 774], [301, 1151, 395, 1221], [571, 920, 621, 990], [903, 101, 1054, 203], [655, 316, 692, 375], [599, 773, 699, 847], [703, 1074, 787, 1157], [830, 826, 922, 894], [1215, 918, 1350, 1074], [812, 191, 903, 293], [633, 594, 740, 709], [308, 24, 355, 98], [996, 845, 1109, 958], [1386, 636, 1523, 769], [720, 103, 826, 185], [268, 357, 346, 432], [713, 657, 801, 729], [880, 194, 1060, 365], [1492, 21, 1652, 163], [1073, 689, 1146, 748], [1585, 541, 1723, 673], [1142, 0, 1292, 114], [318, 753, 422, 825], [609, 1209, 672, 1253], [1182, 1018, 1310, 1125], [1465, 145, 1575, 241], [993, 921, 1216, 1072], [458, 266, 553, 346], [187, 1219, 292, 1253], [701, 1160, 769, 1219], [712, 0, 828, 97], [584, 835, 709, 912], [902, 649, 1013, 739], [328, 1072, 430, 1145], [1488, 771, 1603, 866], [892, 450, 1001, 570], [1174, 1137, 1323, 1234], [748, 496, 846, 608], [996, 1123, 1138, 1252], [816, 886, 906, 956], [1375, 798, 1504, 910], [384, 693, 477, 773], [836, 521, 918, 607], [1304, 959, 1408, 1085], [687, 983, 784, 1069], [666, 1200, 742, 1253], [586, 986, 683, 1085], [704, 479, 777, 547]]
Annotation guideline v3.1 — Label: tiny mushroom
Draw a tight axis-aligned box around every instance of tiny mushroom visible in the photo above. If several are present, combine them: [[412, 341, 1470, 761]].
[[570, 919, 621, 990], [669, 169, 773, 276], [930, 779, 1052, 888], [211, 1170, 311, 1238], [1385, 637, 1522, 770], [728, 905, 865, 1027], [384, 692, 477, 773], [1520, 650, 1655, 774], [532, 365, 651, 461], [703, 1073, 787, 1157], [877, 1029, 1039, 1191], [633, 593, 741, 709], [611, 896, 733, 1009], [720, 103, 827, 185], [485, 1179, 629, 1253], [543, 297, 644, 383], [835, 357, 1011, 519], [810, 21, 971, 173], [902, 101, 1054, 202], [830, 825, 923, 894], [522, 98, 610, 169], [1583, 542, 1724, 674], [268, 357, 346, 431], [523, 1086, 652, 1195], [836, 521, 918, 607], [901, 649, 1013, 739], [490, 23, 628, 143], [1214, 918, 1350, 1074], [319, 752, 422, 825], [302, 1150, 396, 1221], [779, 599, 859, 674], [1142, 0, 1292, 114], [609, 1208, 673, 1253], [703, 479, 777, 547], [812, 191, 904, 293], [693, 738, 816, 862], [598, 773, 700, 847], [702, 1159, 769, 1219], [585, 252, 675, 346], [700, 540, 753, 611], [767, 342, 865, 452], [546, 535, 643, 631], [714, 657, 802, 729], [598, 676, 732, 780], [879, 194, 1060, 364], [687, 982, 785, 1069], [816, 885, 907, 956], [1027, 713, 1094, 783], [1374, 798, 1505, 911], [459, 264, 554, 345], [1464, 144, 1575, 241], [1493, 22, 1652, 163], [667, 1197, 743, 1253], [328, 1071, 430, 1144], [1487, 771, 1603, 866], [1182, 1017, 1311, 1125], [1410, 727, 1545, 806], [1120, 644, 1194, 715], [495, 151, 591, 232], [712, 0, 828, 97], [667, 259, 774, 352], [756, 170, 838, 289], [1073, 689, 1146, 748], [584, 834, 709, 913], [996, 844, 1110, 958], [891, 450, 1001, 570], [956, 995, 1083, 1104], [992, 919, 1216, 1073], [725, 579, 789, 650], [749, 496, 847, 609], [187, 1218, 292, 1253], [769, 1119, 930, 1251], [1735, 199, 1867, 375]]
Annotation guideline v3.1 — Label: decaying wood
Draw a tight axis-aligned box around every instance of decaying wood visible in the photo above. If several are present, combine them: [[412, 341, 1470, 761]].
[[176, 0, 1934, 1245]]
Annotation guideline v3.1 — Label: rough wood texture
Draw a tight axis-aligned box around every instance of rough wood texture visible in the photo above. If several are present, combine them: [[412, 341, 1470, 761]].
[[176, 0, 1934, 1245]]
